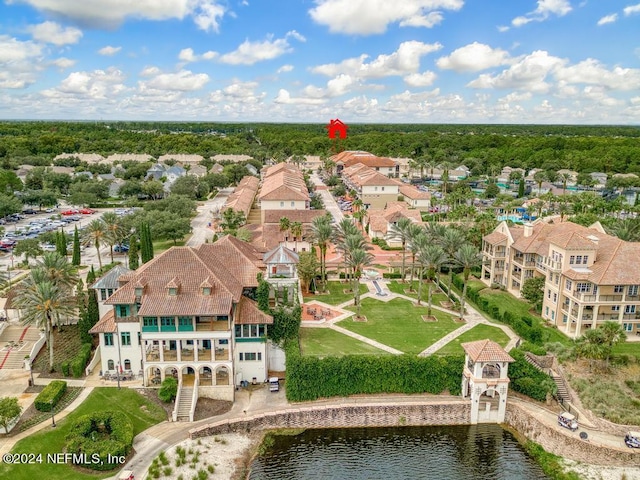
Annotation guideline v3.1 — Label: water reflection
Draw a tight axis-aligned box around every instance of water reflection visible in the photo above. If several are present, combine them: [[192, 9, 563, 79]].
[[249, 425, 548, 480]]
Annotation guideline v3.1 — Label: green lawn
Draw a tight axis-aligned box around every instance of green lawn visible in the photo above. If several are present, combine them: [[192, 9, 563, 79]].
[[300, 328, 389, 357], [387, 280, 450, 306], [152, 238, 186, 254], [312, 281, 369, 306], [435, 324, 511, 356], [612, 341, 640, 356], [0, 388, 167, 480], [338, 297, 460, 354]]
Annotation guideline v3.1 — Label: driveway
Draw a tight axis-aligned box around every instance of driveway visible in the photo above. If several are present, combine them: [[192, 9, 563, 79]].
[[186, 188, 233, 247], [310, 172, 344, 223]]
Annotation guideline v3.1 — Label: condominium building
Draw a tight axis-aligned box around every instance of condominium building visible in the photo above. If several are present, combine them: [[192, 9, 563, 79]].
[[481, 219, 640, 338]]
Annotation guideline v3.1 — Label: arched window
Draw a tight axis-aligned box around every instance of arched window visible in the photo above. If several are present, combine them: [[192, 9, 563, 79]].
[[124, 359, 131, 370], [107, 359, 115, 370]]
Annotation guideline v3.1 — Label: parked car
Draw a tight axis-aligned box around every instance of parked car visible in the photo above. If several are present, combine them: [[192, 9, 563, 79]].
[[41, 243, 57, 252], [61, 209, 79, 216], [45, 207, 56, 213], [625, 431, 640, 448], [80, 208, 96, 215], [557, 412, 578, 431], [22, 208, 38, 215], [114, 244, 130, 253]]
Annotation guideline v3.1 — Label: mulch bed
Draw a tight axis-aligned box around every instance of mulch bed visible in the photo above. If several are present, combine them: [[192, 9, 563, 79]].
[[453, 317, 466, 323], [193, 398, 233, 421], [421, 315, 438, 322], [352, 316, 368, 322], [440, 301, 454, 309], [343, 289, 354, 294], [133, 388, 172, 420]]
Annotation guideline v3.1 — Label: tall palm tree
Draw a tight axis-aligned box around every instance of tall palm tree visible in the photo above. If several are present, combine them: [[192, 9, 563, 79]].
[[83, 218, 107, 269], [386, 217, 413, 282], [311, 215, 333, 292], [410, 232, 430, 303], [534, 170, 546, 194], [454, 244, 483, 320], [15, 278, 75, 371], [406, 224, 425, 289], [341, 233, 371, 280], [333, 218, 359, 281], [35, 252, 79, 293], [346, 247, 373, 318], [102, 212, 126, 263], [560, 172, 572, 196], [290, 221, 303, 252], [439, 227, 466, 301], [279, 217, 291, 245], [417, 244, 447, 315]]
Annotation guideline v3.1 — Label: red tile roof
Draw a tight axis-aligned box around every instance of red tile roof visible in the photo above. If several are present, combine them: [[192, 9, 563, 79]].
[[236, 296, 273, 325], [462, 339, 515, 363], [89, 310, 117, 333]]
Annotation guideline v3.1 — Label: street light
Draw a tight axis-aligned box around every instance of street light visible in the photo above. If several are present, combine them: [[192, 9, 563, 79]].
[[50, 399, 56, 428]]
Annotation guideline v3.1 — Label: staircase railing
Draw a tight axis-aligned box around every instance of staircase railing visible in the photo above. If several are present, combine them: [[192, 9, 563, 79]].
[[189, 378, 199, 422], [172, 379, 183, 422]]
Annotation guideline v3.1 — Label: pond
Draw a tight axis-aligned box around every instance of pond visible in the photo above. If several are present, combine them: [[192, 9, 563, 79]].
[[249, 424, 549, 480]]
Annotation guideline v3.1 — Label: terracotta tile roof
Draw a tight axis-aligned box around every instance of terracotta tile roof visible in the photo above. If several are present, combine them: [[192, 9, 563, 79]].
[[89, 310, 117, 334], [262, 209, 327, 224], [196, 235, 264, 287], [400, 185, 431, 200], [367, 204, 422, 235], [236, 296, 273, 325], [212, 154, 253, 163], [222, 176, 259, 217], [331, 150, 396, 168], [548, 231, 598, 250], [158, 154, 203, 163], [251, 223, 313, 251], [258, 165, 309, 201], [483, 232, 508, 245], [342, 164, 401, 188], [462, 339, 515, 363]]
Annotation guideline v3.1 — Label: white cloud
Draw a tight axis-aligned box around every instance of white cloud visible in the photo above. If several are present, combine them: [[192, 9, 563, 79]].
[[497, 25, 510, 32], [28, 21, 82, 45], [274, 89, 326, 105], [624, 3, 640, 16], [309, 0, 463, 35], [0, 35, 44, 88], [597, 13, 618, 25], [0, 35, 43, 63], [98, 45, 122, 56], [468, 50, 566, 93], [178, 47, 218, 63], [404, 71, 437, 87], [312, 41, 442, 79], [511, 0, 572, 27], [436, 42, 511, 72], [217, 31, 305, 65], [554, 58, 640, 91], [277, 64, 294, 73], [10, 0, 228, 31], [50, 57, 76, 69], [42, 67, 128, 99], [138, 69, 209, 92]]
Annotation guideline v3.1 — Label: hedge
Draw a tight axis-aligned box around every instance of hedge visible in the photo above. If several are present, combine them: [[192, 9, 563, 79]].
[[65, 410, 134, 471], [382, 272, 403, 279], [34, 380, 67, 412], [284, 339, 464, 402], [508, 349, 556, 402], [159, 377, 178, 402], [70, 343, 93, 378]]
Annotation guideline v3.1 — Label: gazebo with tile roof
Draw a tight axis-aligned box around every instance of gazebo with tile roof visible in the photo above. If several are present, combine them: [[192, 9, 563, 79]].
[[461, 339, 515, 424]]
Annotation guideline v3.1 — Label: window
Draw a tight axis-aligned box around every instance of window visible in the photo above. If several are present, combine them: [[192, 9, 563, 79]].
[[280, 201, 284, 207], [553, 293, 557, 303], [625, 305, 636, 314], [583, 256, 588, 264], [107, 288, 114, 297], [623, 323, 634, 332], [100, 289, 107, 301], [202, 287, 211, 296], [565, 280, 572, 291], [161, 316, 174, 328], [143, 317, 158, 328], [239, 352, 262, 361], [576, 255, 582, 264], [614, 285, 624, 293], [545, 306, 549, 316], [290, 201, 295, 207], [547, 289, 551, 299], [629, 285, 639, 296], [381, 187, 385, 192], [117, 305, 129, 318], [124, 359, 131, 370], [135, 287, 143, 297], [551, 311, 555, 320], [178, 317, 192, 327], [576, 283, 590, 293], [121, 332, 131, 346], [612, 305, 620, 312], [168, 287, 177, 296], [562, 314, 567, 324], [104, 333, 113, 346], [107, 360, 114, 370], [569, 255, 575, 264], [374, 186, 378, 191]]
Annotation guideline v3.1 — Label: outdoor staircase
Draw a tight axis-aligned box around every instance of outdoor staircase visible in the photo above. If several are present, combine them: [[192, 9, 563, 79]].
[[552, 374, 571, 404], [246, 207, 261, 225], [524, 352, 544, 369], [0, 325, 41, 370], [176, 387, 194, 421]]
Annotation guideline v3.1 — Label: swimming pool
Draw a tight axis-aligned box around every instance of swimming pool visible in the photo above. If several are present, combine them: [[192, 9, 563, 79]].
[[497, 215, 523, 223]]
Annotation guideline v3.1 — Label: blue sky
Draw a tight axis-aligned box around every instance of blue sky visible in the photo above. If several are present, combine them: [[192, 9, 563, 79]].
[[0, 0, 639, 123]]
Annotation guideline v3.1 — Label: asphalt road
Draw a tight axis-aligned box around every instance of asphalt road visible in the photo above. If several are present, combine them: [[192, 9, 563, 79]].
[[185, 187, 233, 247]]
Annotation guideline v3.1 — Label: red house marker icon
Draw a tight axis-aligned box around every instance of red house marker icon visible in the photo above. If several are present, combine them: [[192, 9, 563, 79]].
[[325, 118, 348, 139]]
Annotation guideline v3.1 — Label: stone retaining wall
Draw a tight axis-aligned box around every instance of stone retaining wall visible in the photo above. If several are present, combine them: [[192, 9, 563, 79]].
[[190, 401, 471, 438], [506, 402, 640, 467]]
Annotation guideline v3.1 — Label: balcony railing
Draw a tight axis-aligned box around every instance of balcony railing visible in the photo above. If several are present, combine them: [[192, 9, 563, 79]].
[[196, 321, 230, 332], [512, 270, 522, 280], [597, 314, 621, 321]]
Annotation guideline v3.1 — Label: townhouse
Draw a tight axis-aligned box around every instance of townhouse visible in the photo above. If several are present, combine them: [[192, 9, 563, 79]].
[[331, 151, 398, 177], [341, 163, 402, 210]]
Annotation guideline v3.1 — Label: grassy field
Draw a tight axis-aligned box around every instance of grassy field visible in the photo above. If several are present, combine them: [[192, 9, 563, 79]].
[[612, 341, 640, 356], [300, 328, 389, 357], [338, 297, 460, 354], [152, 238, 186, 254], [387, 280, 450, 306], [435, 324, 511, 356], [0, 388, 167, 480], [312, 281, 369, 306]]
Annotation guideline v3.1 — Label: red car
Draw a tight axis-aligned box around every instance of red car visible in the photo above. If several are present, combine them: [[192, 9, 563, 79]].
[[80, 208, 96, 215], [61, 209, 79, 215]]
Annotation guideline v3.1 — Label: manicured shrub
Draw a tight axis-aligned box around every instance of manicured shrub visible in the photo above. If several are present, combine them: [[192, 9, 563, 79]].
[[61, 361, 70, 377], [34, 380, 67, 412], [382, 272, 403, 279], [508, 349, 556, 402], [66, 410, 134, 471], [159, 377, 178, 402], [71, 343, 93, 378]]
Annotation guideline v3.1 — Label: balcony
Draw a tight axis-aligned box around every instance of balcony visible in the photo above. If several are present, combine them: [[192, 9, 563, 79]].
[[513, 256, 524, 266], [196, 321, 230, 332], [215, 347, 229, 361], [495, 249, 506, 258], [597, 314, 621, 321], [512, 270, 522, 280], [524, 260, 536, 267]]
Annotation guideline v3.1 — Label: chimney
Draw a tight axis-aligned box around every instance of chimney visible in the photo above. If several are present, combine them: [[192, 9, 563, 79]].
[[523, 222, 533, 238]]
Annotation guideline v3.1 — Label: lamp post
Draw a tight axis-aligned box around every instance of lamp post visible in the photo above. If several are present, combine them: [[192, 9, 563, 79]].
[[50, 399, 56, 428]]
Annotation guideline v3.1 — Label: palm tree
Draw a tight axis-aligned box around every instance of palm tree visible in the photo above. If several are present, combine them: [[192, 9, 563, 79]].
[[35, 252, 79, 293], [15, 278, 75, 371], [279, 217, 291, 245], [387, 217, 413, 282], [333, 218, 359, 281], [439, 227, 466, 301], [599, 321, 627, 365], [346, 247, 373, 319], [560, 172, 572, 196], [311, 215, 333, 292], [534, 170, 546, 194], [102, 212, 126, 263], [406, 224, 425, 289], [608, 218, 640, 242], [417, 244, 447, 315], [290, 221, 303, 252], [83, 218, 107, 269], [454, 244, 483, 320]]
